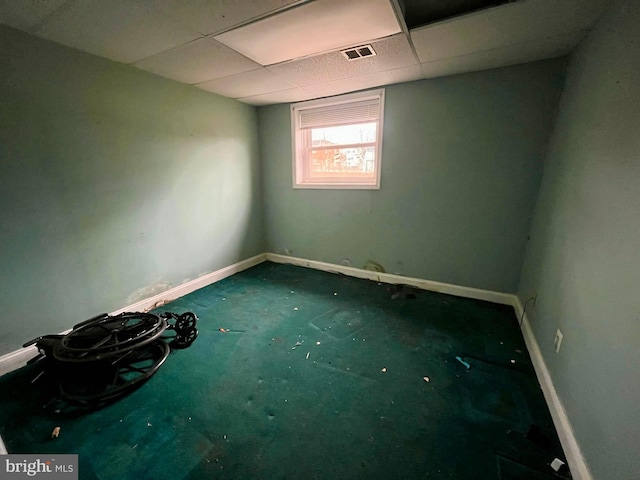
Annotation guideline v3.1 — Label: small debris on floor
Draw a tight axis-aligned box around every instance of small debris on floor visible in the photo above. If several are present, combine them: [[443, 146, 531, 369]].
[[51, 426, 60, 438], [291, 340, 304, 350], [455, 356, 471, 370], [147, 422, 152, 427], [423, 376, 430, 382], [219, 328, 227, 333], [333, 292, 338, 296], [294, 307, 298, 311], [550, 458, 565, 472], [31, 371, 44, 384], [510, 359, 516, 364], [381, 367, 387, 373], [316, 341, 321, 345], [306, 352, 310, 359]]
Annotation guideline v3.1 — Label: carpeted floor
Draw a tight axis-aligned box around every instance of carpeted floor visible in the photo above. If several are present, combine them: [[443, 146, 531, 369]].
[[0, 262, 569, 479]]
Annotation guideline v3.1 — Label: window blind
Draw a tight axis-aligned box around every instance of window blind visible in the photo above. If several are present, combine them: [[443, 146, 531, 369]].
[[298, 97, 380, 129]]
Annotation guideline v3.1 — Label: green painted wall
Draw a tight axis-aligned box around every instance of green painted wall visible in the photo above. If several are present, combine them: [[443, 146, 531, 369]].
[[0, 26, 264, 356], [259, 59, 565, 293], [517, 1, 640, 479]]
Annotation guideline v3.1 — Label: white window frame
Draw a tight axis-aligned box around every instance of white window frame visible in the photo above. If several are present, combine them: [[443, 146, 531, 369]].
[[291, 88, 385, 189]]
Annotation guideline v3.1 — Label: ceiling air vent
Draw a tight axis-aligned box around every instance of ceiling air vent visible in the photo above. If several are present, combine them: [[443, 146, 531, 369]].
[[341, 44, 376, 61]]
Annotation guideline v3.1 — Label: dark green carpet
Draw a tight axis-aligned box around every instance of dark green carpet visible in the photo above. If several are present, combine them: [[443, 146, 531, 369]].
[[0, 262, 568, 479]]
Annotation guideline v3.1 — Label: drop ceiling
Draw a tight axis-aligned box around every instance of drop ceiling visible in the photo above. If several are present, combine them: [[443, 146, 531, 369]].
[[0, 0, 611, 106]]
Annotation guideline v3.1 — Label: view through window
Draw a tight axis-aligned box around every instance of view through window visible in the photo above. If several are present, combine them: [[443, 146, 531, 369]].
[[310, 123, 377, 178], [291, 89, 385, 189]]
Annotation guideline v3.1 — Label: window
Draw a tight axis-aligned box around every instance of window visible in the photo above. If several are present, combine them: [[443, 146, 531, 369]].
[[291, 89, 385, 189]]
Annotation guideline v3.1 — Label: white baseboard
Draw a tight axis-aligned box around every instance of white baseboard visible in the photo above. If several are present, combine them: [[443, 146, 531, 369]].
[[0, 253, 510, 377], [265, 253, 515, 305], [512, 297, 592, 480], [0, 346, 40, 379], [110, 253, 266, 315], [269, 254, 591, 479], [0, 251, 590, 477], [0, 254, 267, 379]]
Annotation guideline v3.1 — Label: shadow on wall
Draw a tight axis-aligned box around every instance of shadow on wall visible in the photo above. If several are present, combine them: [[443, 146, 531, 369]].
[[0, 25, 264, 356]]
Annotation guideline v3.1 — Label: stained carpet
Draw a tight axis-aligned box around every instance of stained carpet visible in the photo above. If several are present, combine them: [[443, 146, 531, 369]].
[[0, 262, 569, 479]]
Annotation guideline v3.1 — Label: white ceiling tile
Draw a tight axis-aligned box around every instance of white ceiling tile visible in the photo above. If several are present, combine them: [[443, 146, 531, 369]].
[[411, 0, 611, 64], [34, 0, 202, 64], [3, 0, 611, 107], [146, 0, 302, 36], [132, 37, 260, 84], [267, 34, 418, 87], [196, 68, 297, 98], [305, 64, 423, 98], [214, 0, 401, 65], [420, 31, 586, 79], [0, 0, 67, 32], [238, 87, 316, 106]]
